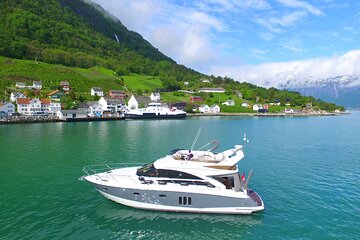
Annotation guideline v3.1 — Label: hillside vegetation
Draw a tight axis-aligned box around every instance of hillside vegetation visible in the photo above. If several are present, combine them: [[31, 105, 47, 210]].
[[0, 0, 345, 112], [0, 0, 202, 82]]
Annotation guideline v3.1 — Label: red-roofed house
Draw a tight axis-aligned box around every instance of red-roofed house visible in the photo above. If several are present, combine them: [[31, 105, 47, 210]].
[[190, 96, 203, 102], [16, 98, 60, 115], [60, 81, 70, 91], [109, 90, 126, 98]]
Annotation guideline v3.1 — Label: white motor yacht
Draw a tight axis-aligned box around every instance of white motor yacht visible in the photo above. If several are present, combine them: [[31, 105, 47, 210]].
[[82, 141, 264, 214]]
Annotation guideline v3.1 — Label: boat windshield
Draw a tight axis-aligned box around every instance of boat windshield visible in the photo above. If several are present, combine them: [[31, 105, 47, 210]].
[[137, 162, 157, 176]]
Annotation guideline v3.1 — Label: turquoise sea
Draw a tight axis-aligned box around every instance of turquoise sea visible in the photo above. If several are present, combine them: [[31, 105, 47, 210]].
[[1, 113, 359, 239]]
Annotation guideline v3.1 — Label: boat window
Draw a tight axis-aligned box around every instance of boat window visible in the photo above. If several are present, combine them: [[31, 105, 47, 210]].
[[157, 169, 201, 179], [188, 197, 192, 205], [136, 163, 159, 177], [183, 197, 187, 205], [179, 197, 182, 205]]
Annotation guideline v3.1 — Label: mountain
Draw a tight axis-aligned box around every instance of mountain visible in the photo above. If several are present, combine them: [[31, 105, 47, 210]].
[[227, 50, 360, 109], [0, 0, 345, 111], [284, 76, 360, 109], [0, 0, 202, 80], [268, 74, 360, 109]]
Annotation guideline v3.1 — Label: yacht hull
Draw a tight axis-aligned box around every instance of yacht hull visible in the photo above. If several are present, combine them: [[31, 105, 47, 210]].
[[92, 182, 264, 215]]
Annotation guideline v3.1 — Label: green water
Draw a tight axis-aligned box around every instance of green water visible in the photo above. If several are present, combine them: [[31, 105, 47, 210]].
[[1, 114, 360, 239]]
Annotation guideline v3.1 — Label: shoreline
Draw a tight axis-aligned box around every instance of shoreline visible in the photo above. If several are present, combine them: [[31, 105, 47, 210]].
[[187, 112, 349, 117], [0, 112, 350, 125]]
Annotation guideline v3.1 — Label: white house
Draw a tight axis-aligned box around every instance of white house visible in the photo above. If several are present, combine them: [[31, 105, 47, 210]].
[[252, 104, 263, 111], [222, 100, 235, 106], [10, 92, 26, 102], [199, 104, 210, 113], [60, 81, 70, 91], [0, 101, 15, 115], [209, 104, 220, 113], [91, 87, 104, 96], [127, 95, 151, 109], [16, 98, 42, 115], [16, 82, 26, 88], [241, 102, 249, 108], [88, 102, 103, 117], [201, 79, 211, 83], [77, 102, 90, 114], [284, 108, 295, 114], [150, 92, 161, 102], [16, 98, 59, 115], [198, 88, 225, 93], [49, 102, 61, 114], [99, 96, 125, 113], [32, 81, 42, 89], [57, 110, 88, 120]]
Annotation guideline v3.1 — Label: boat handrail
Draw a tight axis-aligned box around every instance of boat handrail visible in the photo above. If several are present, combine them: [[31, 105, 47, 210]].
[[82, 163, 144, 176]]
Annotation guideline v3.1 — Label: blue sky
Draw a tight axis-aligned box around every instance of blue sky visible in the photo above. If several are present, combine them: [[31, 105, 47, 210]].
[[91, 0, 360, 87]]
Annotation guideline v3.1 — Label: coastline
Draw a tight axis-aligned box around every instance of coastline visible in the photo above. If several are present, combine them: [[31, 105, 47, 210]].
[[0, 112, 350, 125], [187, 112, 350, 117]]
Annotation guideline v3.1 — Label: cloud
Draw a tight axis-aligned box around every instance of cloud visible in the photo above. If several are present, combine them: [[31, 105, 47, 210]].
[[277, 0, 324, 16], [210, 50, 360, 88], [90, 0, 223, 68]]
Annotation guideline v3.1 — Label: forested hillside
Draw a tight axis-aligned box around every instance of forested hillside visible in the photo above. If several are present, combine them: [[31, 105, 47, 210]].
[[0, 0, 202, 82], [0, 0, 344, 112]]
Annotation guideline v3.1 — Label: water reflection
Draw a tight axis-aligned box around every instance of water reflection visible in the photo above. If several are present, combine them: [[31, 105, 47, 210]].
[[90, 201, 263, 239]]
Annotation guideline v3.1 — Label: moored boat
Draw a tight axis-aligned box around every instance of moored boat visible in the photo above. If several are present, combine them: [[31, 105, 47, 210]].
[[125, 102, 186, 119]]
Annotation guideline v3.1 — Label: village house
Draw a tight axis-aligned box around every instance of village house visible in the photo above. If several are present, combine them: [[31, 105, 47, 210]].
[[10, 92, 26, 102], [170, 102, 187, 111], [32, 81, 42, 89], [77, 102, 90, 114], [198, 88, 225, 93], [16, 98, 41, 115], [209, 104, 221, 113], [99, 96, 125, 114], [39, 98, 61, 114], [88, 101, 103, 117], [252, 104, 263, 111], [57, 110, 88, 120], [49, 102, 61, 114], [184, 81, 189, 86], [222, 100, 235, 106], [199, 104, 210, 113], [109, 90, 126, 98], [16, 82, 26, 89], [91, 87, 104, 96], [48, 90, 64, 101], [60, 81, 70, 91], [241, 102, 249, 108], [284, 108, 295, 114], [150, 92, 161, 102], [189, 96, 203, 103], [16, 98, 60, 115], [127, 95, 151, 109], [0, 101, 15, 115], [201, 79, 211, 83]]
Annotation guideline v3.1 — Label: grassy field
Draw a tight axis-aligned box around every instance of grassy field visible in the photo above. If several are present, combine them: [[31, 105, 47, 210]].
[[0, 56, 163, 99], [122, 74, 162, 92], [0, 56, 290, 113]]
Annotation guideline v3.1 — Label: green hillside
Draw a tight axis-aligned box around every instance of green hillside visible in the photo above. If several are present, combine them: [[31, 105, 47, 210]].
[[0, 0, 203, 81], [0, 0, 345, 112]]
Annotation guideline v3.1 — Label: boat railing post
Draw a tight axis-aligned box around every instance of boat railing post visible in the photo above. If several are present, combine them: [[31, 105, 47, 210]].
[[244, 170, 253, 190]]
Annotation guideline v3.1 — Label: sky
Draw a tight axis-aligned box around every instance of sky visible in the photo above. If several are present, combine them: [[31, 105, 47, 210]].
[[90, 0, 360, 87]]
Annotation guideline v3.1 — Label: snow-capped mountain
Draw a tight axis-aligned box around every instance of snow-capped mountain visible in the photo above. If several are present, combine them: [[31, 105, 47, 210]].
[[215, 50, 360, 108]]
